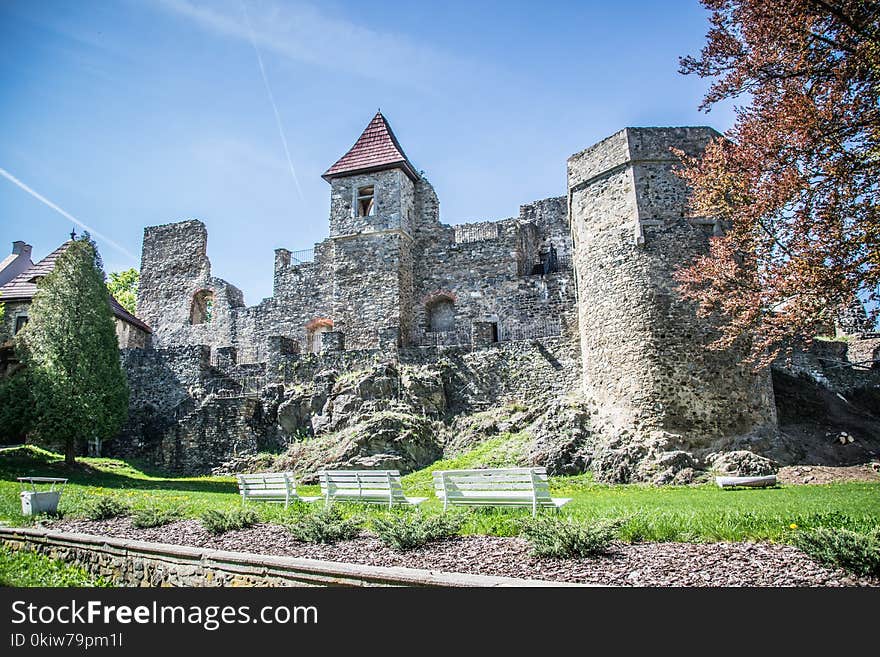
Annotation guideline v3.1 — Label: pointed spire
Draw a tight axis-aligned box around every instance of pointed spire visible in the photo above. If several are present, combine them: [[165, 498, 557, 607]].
[[70, 227, 77, 240], [322, 111, 419, 182]]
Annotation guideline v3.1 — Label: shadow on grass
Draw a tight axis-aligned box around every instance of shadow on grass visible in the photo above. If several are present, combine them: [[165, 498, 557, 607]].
[[0, 447, 237, 495]]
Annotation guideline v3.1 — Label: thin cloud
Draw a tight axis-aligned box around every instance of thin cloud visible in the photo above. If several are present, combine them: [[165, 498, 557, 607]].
[[241, 0, 304, 201], [154, 0, 475, 92], [0, 167, 136, 261]]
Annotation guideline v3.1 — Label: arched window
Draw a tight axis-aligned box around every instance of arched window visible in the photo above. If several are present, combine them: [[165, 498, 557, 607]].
[[190, 290, 215, 325], [306, 318, 333, 354], [427, 295, 455, 332]]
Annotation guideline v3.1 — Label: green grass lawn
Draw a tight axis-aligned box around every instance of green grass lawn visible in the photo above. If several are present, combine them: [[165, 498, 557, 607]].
[[0, 545, 110, 587], [1, 445, 878, 543]]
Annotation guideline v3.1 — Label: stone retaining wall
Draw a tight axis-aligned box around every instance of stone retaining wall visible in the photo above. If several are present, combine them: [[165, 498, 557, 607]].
[[0, 527, 575, 587]]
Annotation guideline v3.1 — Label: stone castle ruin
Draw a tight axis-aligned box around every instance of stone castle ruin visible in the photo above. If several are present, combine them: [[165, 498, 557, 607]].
[[116, 113, 879, 481]]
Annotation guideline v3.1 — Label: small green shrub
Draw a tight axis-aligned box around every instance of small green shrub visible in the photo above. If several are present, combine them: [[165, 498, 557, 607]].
[[372, 512, 464, 551], [200, 508, 259, 535], [794, 527, 880, 577], [287, 507, 362, 544], [132, 505, 182, 529], [84, 495, 130, 520], [520, 516, 623, 558]]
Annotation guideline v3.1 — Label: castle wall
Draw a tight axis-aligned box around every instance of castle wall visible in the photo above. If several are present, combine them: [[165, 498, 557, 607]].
[[568, 127, 777, 445], [114, 335, 580, 474], [269, 240, 336, 352], [329, 169, 414, 236], [332, 230, 413, 349], [410, 197, 576, 345], [137, 220, 244, 351]]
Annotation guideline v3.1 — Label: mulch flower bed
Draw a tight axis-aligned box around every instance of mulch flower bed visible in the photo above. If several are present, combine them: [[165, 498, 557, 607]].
[[44, 518, 878, 587]]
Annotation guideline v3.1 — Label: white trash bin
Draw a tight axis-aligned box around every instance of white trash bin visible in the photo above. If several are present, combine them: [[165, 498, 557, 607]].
[[20, 490, 61, 515]]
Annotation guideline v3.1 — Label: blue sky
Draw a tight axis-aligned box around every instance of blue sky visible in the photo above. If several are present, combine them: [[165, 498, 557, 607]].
[[0, 0, 735, 303]]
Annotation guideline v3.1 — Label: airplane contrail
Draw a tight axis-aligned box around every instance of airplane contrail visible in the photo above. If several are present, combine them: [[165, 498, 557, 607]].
[[0, 167, 137, 261], [241, 0, 305, 201]]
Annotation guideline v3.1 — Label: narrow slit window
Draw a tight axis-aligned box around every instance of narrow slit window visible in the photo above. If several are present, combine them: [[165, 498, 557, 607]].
[[357, 186, 375, 217], [14, 315, 28, 334]]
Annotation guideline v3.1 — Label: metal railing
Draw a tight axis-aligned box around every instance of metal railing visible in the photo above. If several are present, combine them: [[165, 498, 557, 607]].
[[209, 346, 265, 367], [208, 376, 267, 399], [410, 319, 563, 347], [454, 223, 499, 244], [235, 346, 265, 365], [290, 248, 314, 264], [411, 328, 472, 347], [497, 319, 562, 343], [525, 253, 572, 276]]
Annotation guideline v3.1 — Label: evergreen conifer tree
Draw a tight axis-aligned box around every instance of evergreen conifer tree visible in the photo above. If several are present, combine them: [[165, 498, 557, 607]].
[[16, 235, 129, 464]]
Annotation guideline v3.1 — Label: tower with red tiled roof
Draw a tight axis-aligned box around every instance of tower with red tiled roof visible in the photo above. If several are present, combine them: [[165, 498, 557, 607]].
[[323, 111, 419, 239], [323, 111, 419, 183], [322, 111, 420, 348]]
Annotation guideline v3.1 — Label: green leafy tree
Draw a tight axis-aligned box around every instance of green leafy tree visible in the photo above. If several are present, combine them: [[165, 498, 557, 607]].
[[676, 0, 880, 363], [1, 291, 31, 443], [0, 373, 31, 442], [107, 268, 138, 315], [16, 235, 129, 465]]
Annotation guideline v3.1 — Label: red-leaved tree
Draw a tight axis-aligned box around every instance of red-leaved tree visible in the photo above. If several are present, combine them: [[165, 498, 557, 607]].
[[676, 0, 880, 365]]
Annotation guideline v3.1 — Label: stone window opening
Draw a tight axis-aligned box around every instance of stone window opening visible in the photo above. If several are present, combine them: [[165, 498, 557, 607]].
[[426, 296, 456, 333], [190, 290, 215, 325], [306, 318, 333, 354], [357, 186, 375, 217], [14, 315, 28, 334]]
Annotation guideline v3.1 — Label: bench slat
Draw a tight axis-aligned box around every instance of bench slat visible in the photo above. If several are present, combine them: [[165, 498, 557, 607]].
[[434, 468, 548, 476], [318, 470, 424, 507], [237, 472, 318, 507], [436, 482, 548, 490], [433, 467, 567, 516]]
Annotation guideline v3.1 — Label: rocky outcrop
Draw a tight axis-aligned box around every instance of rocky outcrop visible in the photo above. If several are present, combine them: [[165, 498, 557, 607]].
[[216, 363, 446, 477], [526, 398, 592, 476], [280, 411, 442, 481], [706, 450, 778, 477], [124, 337, 880, 480]]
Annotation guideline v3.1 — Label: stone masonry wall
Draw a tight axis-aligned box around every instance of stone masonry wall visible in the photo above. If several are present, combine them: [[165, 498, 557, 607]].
[[115, 334, 580, 473], [410, 198, 576, 345], [137, 220, 245, 351], [569, 127, 777, 447], [0, 301, 30, 344], [137, 182, 572, 357], [329, 169, 415, 237], [0, 527, 555, 587], [332, 231, 413, 350]]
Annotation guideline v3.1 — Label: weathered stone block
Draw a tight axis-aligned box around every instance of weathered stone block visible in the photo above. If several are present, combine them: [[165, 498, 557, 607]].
[[213, 346, 237, 369], [378, 326, 401, 349]]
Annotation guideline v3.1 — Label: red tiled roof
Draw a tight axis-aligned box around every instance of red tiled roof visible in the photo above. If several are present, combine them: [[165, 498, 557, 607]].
[[0, 240, 152, 333], [322, 111, 419, 182]]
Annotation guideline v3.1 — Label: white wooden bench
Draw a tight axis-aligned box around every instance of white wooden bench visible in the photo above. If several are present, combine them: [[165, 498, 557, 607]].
[[236, 472, 320, 507], [318, 470, 427, 508], [433, 467, 571, 516], [715, 475, 777, 489]]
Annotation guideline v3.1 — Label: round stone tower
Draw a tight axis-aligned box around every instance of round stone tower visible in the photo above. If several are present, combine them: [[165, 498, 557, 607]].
[[567, 127, 777, 472]]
